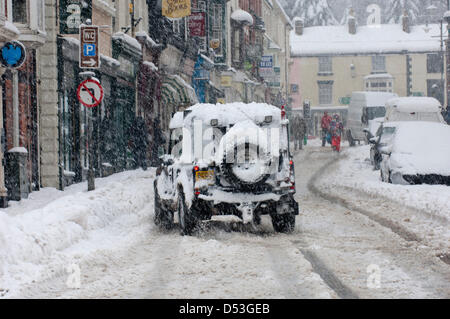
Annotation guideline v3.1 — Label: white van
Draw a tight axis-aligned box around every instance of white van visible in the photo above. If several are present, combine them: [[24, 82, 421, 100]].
[[385, 97, 445, 123], [347, 92, 398, 146]]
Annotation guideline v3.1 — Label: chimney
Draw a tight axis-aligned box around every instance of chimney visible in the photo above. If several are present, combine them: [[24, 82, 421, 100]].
[[402, 10, 410, 33], [348, 8, 356, 35], [294, 18, 304, 36]]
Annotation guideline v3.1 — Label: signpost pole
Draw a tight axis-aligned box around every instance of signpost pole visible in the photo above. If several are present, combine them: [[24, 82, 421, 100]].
[[79, 72, 97, 192], [88, 106, 95, 192]]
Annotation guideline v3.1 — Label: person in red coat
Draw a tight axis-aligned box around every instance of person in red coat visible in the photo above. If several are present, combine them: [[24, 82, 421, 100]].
[[321, 112, 332, 147], [330, 114, 344, 152]]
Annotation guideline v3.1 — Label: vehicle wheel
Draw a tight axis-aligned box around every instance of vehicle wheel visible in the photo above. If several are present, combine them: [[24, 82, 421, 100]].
[[347, 130, 355, 147], [381, 168, 392, 183], [271, 213, 296, 233], [374, 159, 381, 171], [178, 190, 198, 236], [154, 181, 174, 230]]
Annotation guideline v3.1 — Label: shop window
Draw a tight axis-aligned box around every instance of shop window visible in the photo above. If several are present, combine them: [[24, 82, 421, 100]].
[[211, 4, 223, 57], [232, 27, 241, 64], [60, 92, 73, 172], [13, 0, 27, 24]]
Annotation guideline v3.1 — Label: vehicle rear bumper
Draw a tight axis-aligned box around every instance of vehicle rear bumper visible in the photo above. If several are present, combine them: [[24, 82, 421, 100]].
[[402, 174, 450, 186]]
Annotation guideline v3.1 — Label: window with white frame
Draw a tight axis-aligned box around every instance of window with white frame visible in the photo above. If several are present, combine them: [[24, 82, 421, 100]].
[[172, 18, 186, 40], [318, 56, 332, 74], [372, 55, 386, 73], [318, 81, 333, 105], [211, 4, 223, 57], [12, 0, 27, 24]]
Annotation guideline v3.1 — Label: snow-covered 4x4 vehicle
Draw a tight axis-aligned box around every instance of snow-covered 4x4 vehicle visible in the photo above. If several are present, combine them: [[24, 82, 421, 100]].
[[154, 103, 299, 235]]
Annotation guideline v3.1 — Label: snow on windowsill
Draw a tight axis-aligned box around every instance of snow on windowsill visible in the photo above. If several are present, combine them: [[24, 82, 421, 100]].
[[8, 147, 28, 154]]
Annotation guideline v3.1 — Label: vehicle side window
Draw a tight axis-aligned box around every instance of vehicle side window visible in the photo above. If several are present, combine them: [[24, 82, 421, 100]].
[[169, 128, 183, 158]]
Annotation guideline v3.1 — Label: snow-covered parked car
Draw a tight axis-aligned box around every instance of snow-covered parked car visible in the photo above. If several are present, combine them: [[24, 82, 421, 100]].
[[380, 122, 450, 185], [369, 122, 399, 170], [154, 103, 299, 235], [384, 97, 445, 124]]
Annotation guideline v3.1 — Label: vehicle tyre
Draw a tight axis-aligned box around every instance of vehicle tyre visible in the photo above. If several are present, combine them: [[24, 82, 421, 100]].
[[221, 142, 270, 190], [271, 213, 296, 233], [380, 168, 392, 183], [374, 158, 381, 171], [154, 181, 174, 230], [347, 130, 355, 147], [178, 189, 198, 236]]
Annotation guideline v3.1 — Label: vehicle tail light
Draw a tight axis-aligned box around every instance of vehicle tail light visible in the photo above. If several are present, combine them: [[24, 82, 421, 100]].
[[281, 105, 286, 120]]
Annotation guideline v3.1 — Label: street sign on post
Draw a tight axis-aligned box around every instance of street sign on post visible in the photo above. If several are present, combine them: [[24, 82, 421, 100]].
[[80, 25, 100, 69], [77, 79, 104, 108], [0, 41, 26, 69]]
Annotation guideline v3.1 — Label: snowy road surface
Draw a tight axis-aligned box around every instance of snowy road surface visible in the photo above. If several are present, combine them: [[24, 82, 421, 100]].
[[1, 144, 449, 298]]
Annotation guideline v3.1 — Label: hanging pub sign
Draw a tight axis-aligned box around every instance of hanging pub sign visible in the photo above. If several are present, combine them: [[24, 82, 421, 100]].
[[162, 0, 191, 19], [60, 0, 92, 34], [188, 12, 205, 37], [0, 41, 26, 69]]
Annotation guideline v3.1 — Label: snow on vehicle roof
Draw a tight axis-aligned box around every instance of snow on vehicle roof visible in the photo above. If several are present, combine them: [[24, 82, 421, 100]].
[[386, 97, 442, 113], [392, 122, 450, 175], [290, 24, 446, 56], [352, 92, 398, 107], [169, 102, 281, 129]]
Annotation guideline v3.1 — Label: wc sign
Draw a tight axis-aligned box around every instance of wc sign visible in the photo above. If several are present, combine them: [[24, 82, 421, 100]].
[[80, 25, 100, 69]]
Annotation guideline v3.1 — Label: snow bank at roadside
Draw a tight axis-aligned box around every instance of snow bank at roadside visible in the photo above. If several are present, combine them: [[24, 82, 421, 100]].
[[0, 169, 155, 297], [321, 146, 450, 220]]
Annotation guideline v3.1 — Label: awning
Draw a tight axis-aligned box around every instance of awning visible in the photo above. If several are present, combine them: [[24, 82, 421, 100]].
[[161, 75, 199, 107]]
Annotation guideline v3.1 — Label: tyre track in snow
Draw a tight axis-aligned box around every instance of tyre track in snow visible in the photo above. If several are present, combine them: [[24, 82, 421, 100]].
[[307, 149, 450, 266], [306, 152, 422, 243], [291, 147, 450, 298]]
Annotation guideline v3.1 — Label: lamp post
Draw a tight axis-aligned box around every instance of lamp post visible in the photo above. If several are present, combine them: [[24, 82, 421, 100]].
[[444, 11, 450, 113]]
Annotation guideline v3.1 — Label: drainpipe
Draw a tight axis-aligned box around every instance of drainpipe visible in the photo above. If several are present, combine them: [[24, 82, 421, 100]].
[[12, 70, 19, 147], [0, 68, 8, 207]]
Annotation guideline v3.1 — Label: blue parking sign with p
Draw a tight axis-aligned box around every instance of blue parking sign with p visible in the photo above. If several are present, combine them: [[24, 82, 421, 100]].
[[84, 44, 96, 57]]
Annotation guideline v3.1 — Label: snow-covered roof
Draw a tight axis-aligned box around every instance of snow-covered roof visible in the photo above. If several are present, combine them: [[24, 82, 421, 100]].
[[290, 23, 446, 56], [231, 9, 254, 25], [135, 31, 161, 49], [352, 92, 398, 107], [143, 61, 158, 72], [274, 0, 293, 28], [386, 97, 442, 113], [112, 32, 142, 51], [170, 102, 281, 129], [364, 73, 394, 80]]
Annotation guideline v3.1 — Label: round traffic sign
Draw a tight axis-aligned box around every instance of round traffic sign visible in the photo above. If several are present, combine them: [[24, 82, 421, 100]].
[[77, 79, 104, 108], [0, 41, 26, 69]]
